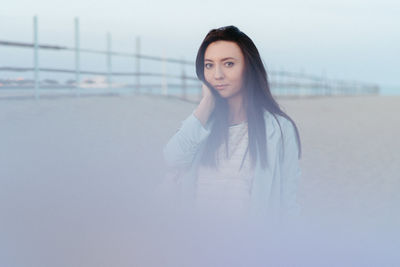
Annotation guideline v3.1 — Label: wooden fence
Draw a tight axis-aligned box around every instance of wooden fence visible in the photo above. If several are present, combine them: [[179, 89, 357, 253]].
[[0, 16, 380, 101]]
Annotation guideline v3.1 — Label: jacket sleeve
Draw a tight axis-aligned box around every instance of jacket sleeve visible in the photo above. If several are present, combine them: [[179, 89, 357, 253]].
[[163, 112, 212, 169], [279, 118, 302, 221]]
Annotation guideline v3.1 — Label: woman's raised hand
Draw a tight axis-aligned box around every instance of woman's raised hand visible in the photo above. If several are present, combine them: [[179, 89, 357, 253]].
[[201, 82, 216, 108], [194, 83, 216, 127], [201, 82, 213, 99]]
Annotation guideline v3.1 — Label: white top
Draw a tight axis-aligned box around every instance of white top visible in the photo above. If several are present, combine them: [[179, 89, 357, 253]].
[[194, 121, 255, 218], [163, 110, 302, 222]]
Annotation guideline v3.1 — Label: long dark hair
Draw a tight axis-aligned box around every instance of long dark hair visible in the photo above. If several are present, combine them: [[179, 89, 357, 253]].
[[195, 25, 301, 170]]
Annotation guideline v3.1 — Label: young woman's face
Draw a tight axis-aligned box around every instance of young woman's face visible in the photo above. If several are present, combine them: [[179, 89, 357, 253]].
[[204, 40, 245, 99]]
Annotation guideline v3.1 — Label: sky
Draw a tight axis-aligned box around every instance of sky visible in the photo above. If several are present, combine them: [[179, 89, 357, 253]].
[[1, 0, 399, 92]]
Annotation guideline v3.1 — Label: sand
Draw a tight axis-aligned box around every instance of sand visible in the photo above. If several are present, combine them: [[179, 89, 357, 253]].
[[1, 93, 399, 266]]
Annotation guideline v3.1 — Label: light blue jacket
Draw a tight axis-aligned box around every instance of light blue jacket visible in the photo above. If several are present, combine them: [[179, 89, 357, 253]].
[[163, 109, 302, 225]]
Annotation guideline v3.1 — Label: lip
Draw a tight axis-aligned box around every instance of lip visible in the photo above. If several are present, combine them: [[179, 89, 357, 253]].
[[214, 84, 229, 90]]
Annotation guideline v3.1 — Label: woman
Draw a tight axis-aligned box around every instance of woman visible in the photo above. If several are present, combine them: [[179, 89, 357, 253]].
[[162, 25, 302, 225]]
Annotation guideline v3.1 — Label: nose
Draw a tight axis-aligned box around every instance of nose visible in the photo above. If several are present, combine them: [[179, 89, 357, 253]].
[[214, 65, 224, 80]]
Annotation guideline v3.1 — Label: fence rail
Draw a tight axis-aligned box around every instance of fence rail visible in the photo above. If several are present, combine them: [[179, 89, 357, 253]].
[[0, 16, 380, 101]]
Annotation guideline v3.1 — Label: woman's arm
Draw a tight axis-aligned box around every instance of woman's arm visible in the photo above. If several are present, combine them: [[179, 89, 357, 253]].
[[163, 84, 215, 169], [279, 118, 302, 221]]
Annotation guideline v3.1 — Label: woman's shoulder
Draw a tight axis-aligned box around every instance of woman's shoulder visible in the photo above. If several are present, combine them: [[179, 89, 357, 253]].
[[263, 109, 301, 157], [262, 109, 295, 133]]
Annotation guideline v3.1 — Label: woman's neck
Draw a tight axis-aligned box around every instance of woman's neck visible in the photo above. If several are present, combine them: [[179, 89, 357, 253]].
[[228, 93, 247, 124]]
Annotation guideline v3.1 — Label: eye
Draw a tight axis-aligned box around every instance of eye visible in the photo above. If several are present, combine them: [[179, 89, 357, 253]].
[[204, 63, 213, 69], [225, 62, 234, 67]]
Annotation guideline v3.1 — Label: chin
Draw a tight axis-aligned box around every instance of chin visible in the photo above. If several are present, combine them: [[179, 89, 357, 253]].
[[219, 91, 240, 100], [217, 91, 232, 98]]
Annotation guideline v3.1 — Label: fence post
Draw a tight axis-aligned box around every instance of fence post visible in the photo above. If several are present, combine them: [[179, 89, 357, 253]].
[[270, 67, 275, 96], [136, 36, 141, 93], [161, 50, 168, 96], [107, 32, 112, 90], [299, 68, 305, 97], [33, 15, 40, 100], [181, 57, 186, 100], [74, 17, 81, 97], [321, 70, 324, 96], [279, 67, 285, 96]]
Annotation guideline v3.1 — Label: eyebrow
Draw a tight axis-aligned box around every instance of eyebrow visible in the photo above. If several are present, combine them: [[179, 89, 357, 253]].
[[204, 57, 237, 62]]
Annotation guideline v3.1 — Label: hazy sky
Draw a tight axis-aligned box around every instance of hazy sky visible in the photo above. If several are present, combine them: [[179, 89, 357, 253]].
[[1, 0, 399, 88]]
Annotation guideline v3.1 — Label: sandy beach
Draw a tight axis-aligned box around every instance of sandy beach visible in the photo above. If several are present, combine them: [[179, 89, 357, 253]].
[[1, 93, 399, 266]]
